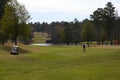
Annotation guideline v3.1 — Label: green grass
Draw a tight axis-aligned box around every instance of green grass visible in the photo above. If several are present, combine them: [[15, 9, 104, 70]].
[[0, 44, 120, 80], [33, 32, 47, 43]]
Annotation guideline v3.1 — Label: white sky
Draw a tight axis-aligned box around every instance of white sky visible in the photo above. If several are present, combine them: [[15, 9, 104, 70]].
[[18, 0, 120, 23]]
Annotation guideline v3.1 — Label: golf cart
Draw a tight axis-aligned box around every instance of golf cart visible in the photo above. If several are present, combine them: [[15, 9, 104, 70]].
[[10, 45, 19, 55]]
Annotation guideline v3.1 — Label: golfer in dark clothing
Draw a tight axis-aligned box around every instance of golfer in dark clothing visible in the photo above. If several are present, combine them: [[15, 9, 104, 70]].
[[82, 44, 86, 52]]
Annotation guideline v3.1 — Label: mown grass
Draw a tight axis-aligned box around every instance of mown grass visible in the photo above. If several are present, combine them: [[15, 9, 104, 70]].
[[33, 32, 46, 43], [0, 44, 120, 80]]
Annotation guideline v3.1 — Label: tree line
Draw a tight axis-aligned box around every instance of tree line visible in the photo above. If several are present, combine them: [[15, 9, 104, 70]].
[[30, 19, 95, 45], [30, 2, 120, 45]]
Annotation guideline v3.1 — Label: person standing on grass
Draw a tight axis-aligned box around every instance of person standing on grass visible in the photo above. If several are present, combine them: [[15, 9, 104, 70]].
[[82, 44, 86, 52]]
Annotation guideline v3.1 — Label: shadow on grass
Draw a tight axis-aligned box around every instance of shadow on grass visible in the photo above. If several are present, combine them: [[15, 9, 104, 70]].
[[1, 45, 31, 54]]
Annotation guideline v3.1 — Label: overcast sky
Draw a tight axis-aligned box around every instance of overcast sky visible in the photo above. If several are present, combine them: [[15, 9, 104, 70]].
[[18, 0, 120, 23]]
